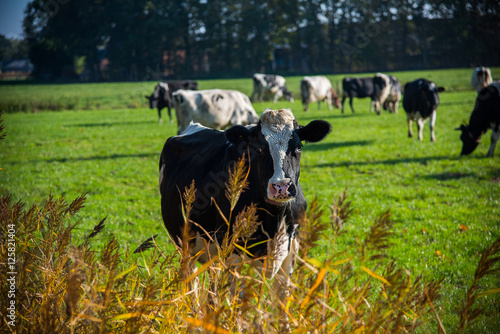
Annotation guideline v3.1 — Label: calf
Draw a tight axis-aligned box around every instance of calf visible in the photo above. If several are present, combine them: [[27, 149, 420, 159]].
[[471, 67, 493, 93], [159, 109, 331, 328], [172, 89, 259, 134], [383, 75, 402, 114], [250, 73, 294, 103], [146, 80, 198, 123], [402, 78, 445, 142], [457, 83, 500, 157], [300, 76, 340, 112], [341, 77, 374, 113]]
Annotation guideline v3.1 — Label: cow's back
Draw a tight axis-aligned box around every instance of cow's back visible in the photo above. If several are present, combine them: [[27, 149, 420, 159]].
[[160, 126, 229, 241]]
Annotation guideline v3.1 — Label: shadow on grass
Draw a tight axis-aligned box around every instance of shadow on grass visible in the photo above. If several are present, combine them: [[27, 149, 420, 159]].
[[306, 140, 374, 151], [69, 120, 157, 128], [19, 152, 159, 164], [424, 172, 474, 180], [314, 155, 458, 168]]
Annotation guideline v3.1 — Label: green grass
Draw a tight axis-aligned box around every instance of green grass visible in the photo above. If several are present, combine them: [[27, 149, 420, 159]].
[[1, 67, 499, 333]]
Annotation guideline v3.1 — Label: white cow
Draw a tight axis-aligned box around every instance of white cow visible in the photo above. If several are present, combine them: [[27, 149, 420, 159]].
[[471, 67, 493, 93], [250, 73, 294, 103], [172, 89, 259, 134], [382, 75, 402, 114], [300, 76, 341, 112]]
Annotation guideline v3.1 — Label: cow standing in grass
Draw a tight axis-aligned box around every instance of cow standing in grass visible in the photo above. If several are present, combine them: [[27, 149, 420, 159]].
[[457, 82, 500, 157], [159, 109, 331, 329], [250, 73, 294, 103], [146, 81, 198, 123], [341, 77, 375, 113], [300, 76, 340, 112], [383, 75, 402, 114], [403, 78, 445, 142]]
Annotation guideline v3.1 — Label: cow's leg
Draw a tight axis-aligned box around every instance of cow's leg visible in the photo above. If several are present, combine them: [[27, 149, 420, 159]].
[[250, 89, 256, 102], [429, 110, 437, 142], [157, 108, 163, 124], [341, 96, 346, 113], [349, 97, 355, 113], [407, 115, 414, 138], [273, 237, 298, 333], [487, 125, 499, 157], [417, 118, 425, 141], [317, 101, 321, 110], [327, 93, 333, 111], [167, 107, 174, 123]]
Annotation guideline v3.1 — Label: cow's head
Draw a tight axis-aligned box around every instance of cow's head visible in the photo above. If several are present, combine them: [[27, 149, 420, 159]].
[[283, 87, 294, 102], [300, 79, 312, 110], [330, 88, 341, 109], [456, 124, 481, 155], [225, 109, 331, 205], [146, 83, 168, 109]]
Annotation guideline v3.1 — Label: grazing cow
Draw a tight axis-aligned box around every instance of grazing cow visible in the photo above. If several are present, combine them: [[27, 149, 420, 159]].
[[471, 67, 493, 93], [341, 77, 375, 113], [172, 89, 259, 134], [250, 73, 294, 103], [402, 78, 445, 142], [372, 73, 392, 115], [383, 75, 402, 114], [146, 80, 198, 123], [159, 109, 331, 326], [457, 82, 500, 157], [300, 76, 341, 111]]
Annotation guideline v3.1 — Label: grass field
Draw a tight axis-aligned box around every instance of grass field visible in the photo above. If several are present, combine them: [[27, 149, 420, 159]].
[[1, 67, 499, 333]]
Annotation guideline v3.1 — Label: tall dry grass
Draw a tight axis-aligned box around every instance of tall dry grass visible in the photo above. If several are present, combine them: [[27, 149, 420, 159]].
[[0, 118, 499, 333]]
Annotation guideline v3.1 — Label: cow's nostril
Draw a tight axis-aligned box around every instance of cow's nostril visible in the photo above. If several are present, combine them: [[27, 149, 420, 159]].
[[288, 183, 296, 197]]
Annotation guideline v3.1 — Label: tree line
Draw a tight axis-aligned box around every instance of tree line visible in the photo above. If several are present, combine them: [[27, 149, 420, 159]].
[[22, 0, 500, 81]]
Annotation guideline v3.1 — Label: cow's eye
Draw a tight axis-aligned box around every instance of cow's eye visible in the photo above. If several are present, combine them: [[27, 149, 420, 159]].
[[295, 146, 302, 154]]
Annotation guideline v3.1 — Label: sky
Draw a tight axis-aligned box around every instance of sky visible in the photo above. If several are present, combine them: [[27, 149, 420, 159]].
[[0, 0, 31, 39]]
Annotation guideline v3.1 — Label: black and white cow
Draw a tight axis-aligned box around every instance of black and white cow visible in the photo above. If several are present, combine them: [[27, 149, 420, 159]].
[[457, 82, 500, 157], [300, 76, 341, 112], [250, 73, 294, 103], [383, 75, 402, 114], [172, 89, 259, 134], [372, 73, 392, 115], [146, 80, 198, 123], [159, 108, 331, 314], [341, 77, 375, 113], [471, 67, 493, 93], [402, 78, 445, 142]]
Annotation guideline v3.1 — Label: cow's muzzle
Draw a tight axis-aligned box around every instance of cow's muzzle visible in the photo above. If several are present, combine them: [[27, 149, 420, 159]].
[[267, 180, 296, 204]]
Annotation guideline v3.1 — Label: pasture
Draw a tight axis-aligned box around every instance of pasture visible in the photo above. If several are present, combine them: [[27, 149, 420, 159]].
[[1, 67, 499, 333]]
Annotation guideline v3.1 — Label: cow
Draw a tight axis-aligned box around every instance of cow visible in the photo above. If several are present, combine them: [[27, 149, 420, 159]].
[[457, 82, 500, 157], [471, 67, 493, 93], [300, 76, 341, 112], [145, 80, 198, 123], [159, 109, 331, 329], [341, 77, 375, 113], [250, 73, 294, 103], [172, 89, 259, 134], [383, 75, 402, 114], [372, 73, 392, 115], [402, 78, 445, 142]]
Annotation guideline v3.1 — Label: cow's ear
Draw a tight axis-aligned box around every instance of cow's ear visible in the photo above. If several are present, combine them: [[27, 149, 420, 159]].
[[296, 120, 331, 143], [225, 125, 252, 144]]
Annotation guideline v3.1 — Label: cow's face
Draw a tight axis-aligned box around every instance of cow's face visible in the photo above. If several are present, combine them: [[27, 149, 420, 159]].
[[147, 83, 167, 109], [457, 124, 480, 155], [283, 88, 294, 102], [226, 109, 331, 205]]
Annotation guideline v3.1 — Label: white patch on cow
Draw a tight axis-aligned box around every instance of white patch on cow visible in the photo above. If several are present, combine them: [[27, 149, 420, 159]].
[[471, 67, 493, 93], [178, 122, 212, 137], [154, 82, 168, 98], [260, 109, 295, 201], [159, 164, 165, 193]]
